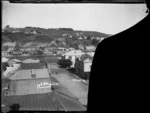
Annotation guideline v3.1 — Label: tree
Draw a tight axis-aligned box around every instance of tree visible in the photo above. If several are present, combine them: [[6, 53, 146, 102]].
[[2, 46, 9, 51], [2, 62, 9, 72], [9, 104, 20, 111], [92, 39, 99, 46], [87, 36, 91, 40], [59, 59, 72, 68], [37, 50, 44, 56], [14, 43, 20, 51], [39, 46, 44, 51], [5, 25, 10, 29]]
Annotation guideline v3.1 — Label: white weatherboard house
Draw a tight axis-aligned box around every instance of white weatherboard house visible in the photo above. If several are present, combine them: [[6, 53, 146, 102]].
[[82, 58, 92, 72], [62, 50, 85, 68]]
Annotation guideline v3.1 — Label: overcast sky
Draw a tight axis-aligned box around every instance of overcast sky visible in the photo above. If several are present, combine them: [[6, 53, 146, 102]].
[[2, 1, 148, 34]]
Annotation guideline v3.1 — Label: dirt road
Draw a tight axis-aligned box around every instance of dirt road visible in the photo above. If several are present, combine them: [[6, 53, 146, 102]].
[[49, 63, 89, 105]]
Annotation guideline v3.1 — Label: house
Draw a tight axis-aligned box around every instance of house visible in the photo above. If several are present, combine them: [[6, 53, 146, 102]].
[[62, 50, 84, 68], [68, 47, 75, 51], [20, 46, 37, 52], [91, 37, 96, 40], [2, 51, 8, 57], [7, 46, 14, 52], [44, 46, 52, 51], [12, 30, 19, 33], [78, 37, 83, 40], [83, 36, 87, 39], [100, 37, 105, 41], [76, 33, 80, 36], [69, 35, 73, 38], [78, 44, 85, 51], [62, 34, 68, 37], [32, 30, 37, 34], [3, 63, 21, 78], [2, 57, 9, 63], [22, 59, 40, 63], [43, 47, 53, 55], [12, 51, 22, 56], [75, 53, 93, 79], [85, 45, 96, 52], [96, 37, 101, 40]]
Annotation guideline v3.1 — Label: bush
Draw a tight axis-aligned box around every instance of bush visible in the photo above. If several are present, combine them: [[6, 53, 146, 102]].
[[58, 59, 72, 68], [2, 62, 9, 72]]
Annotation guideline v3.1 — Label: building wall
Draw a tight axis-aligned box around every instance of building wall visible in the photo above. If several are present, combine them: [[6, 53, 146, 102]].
[[84, 62, 92, 72]]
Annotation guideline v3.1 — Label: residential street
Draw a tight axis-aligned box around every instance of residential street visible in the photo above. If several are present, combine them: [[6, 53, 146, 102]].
[[49, 63, 89, 105]]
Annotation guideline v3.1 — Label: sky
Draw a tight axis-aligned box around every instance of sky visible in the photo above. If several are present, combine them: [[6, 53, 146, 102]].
[[2, 1, 148, 34]]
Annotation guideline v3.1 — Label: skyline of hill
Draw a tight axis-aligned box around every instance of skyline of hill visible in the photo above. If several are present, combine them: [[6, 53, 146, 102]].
[[2, 26, 111, 48]]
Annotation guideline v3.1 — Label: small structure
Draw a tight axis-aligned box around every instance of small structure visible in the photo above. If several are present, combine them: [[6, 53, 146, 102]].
[[31, 69, 36, 78]]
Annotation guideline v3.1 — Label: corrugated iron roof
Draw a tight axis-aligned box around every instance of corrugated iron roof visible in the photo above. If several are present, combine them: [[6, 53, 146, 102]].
[[9, 69, 50, 80], [8, 78, 52, 95], [2, 92, 86, 111], [20, 62, 46, 70]]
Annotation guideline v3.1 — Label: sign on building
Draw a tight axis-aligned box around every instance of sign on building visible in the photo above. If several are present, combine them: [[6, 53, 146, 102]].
[[37, 82, 52, 88]]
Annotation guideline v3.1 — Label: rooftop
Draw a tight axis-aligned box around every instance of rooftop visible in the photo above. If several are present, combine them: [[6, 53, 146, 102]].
[[2, 92, 85, 111], [9, 69, 50, 80], [20, 62, 46, 70], [8, 78, 52, 95]]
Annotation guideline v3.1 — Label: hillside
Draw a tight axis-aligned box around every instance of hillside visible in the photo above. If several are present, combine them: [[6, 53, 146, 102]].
[[2, 27, 110, 48]]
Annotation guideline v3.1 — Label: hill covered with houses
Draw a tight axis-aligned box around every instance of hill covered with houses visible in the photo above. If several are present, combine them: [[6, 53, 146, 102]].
[[2, 26, 111, 49]]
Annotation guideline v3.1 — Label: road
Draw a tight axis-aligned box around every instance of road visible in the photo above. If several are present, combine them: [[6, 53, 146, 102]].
[[49, 63, 89, 105]]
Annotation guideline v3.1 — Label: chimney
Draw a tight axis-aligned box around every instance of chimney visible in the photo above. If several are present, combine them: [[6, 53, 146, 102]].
[[31, 69, 36, 78]]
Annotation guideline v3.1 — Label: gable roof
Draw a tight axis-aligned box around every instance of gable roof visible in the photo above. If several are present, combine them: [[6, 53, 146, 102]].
[[9, 59, 21, 63], [80, 53, 93, 61], [20, 62, 46, 70], [22, 59, 40, 63], [83, 58, 92, 62]]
